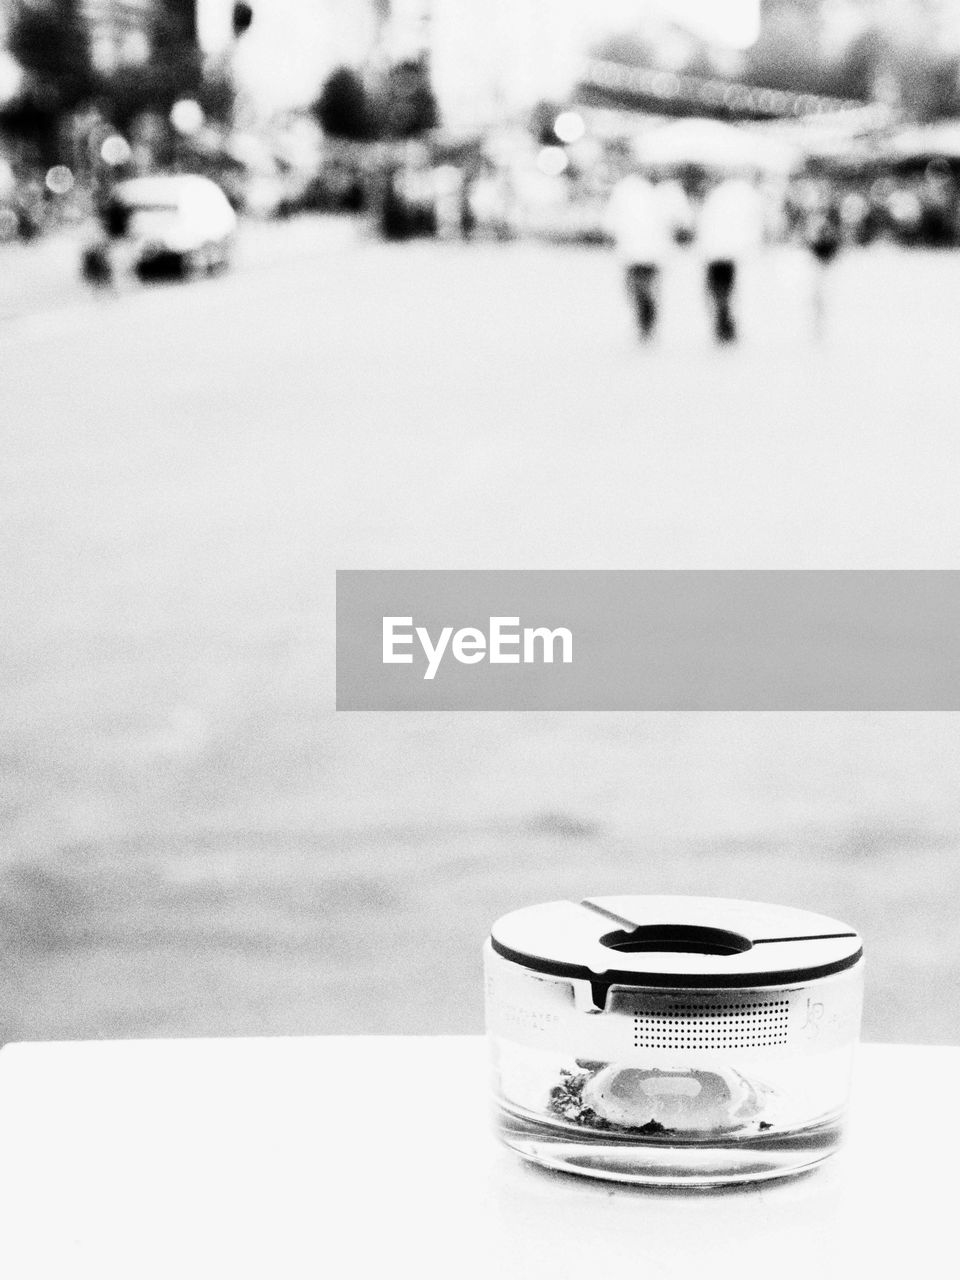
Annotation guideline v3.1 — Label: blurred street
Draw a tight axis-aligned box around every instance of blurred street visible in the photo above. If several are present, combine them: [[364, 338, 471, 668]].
[[3, 216, 960, 1044]]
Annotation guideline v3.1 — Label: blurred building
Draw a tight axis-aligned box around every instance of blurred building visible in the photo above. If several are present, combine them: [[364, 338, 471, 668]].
[[859, 0, 960, 54], [781, 0, 960, 61], [82, 1, 198, 73], [191, 0, 960, 122], [408, 1, 700, 132], [817, 0, 960, 117], [193, 1, 760, 123]]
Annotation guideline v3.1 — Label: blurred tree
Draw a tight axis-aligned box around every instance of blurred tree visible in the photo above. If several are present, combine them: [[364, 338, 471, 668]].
[[314, 66, 373, 141], [6, 0, 94, 106], [97, 3, 202, 131], [379, 57, 438, 140], [0, 0, 95, 163], [198, 65, 236, 126]]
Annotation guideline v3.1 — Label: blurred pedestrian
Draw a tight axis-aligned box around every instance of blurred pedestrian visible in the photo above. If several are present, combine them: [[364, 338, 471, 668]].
[[81, 185, 126, 290], [802, 190, 843, 338], [81, 240, 115, 288], [918, 161, 956, 248], [697, 176, 764, 344], [459, 161, 478, 241], [606, 172, 672, 341]]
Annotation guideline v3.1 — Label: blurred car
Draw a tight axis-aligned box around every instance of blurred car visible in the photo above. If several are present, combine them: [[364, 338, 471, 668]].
[[100, 174, 237, 277]]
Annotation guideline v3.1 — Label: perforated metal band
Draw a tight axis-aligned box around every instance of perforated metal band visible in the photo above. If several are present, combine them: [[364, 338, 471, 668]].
[[485, 943, 864, 1063]]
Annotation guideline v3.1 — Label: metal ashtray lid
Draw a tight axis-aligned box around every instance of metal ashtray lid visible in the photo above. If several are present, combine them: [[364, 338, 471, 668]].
[[490, 895, 863, 990]]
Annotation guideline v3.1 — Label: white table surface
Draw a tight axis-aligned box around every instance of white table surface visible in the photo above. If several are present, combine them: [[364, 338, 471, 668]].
[[0, 1037, 951, 1279]]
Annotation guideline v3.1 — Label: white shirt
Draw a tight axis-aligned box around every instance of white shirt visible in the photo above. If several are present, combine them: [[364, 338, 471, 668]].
[[606, 175, 672, 266], [697, 179, 765, 261]]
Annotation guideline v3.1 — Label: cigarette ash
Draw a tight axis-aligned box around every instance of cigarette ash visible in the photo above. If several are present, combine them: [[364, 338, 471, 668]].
[[548, 1061, 778, 1135], [548, 1065, 672, 1135]]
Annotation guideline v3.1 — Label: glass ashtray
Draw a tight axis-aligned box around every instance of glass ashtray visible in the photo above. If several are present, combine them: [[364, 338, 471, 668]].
[[486, 895, 864, 1186]]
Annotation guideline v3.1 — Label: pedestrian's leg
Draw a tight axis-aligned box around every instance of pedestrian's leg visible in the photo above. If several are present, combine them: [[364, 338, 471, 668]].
[[82, 240, 115, 290], [709, 261, 737, 343], [640, 266, 659, 338], [720, 262, 737, 342], [626, 266, 642, 337], [627, 265, 657, 340], [705, 262, 722, 341]]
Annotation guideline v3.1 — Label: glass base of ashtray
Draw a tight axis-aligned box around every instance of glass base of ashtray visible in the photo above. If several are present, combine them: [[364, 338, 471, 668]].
[[495, 1101, 844, 1187]]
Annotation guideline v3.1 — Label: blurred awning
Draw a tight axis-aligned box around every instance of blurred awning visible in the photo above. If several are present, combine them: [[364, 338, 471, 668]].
[[796, 121, 960, 178], [577, 58, 869, 124], [633, 117, 798, 174], [879, 121, 960, 168]]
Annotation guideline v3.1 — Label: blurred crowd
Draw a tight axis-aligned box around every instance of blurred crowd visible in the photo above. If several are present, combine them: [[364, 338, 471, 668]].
[[4, 107, 960, 249], [6, 100, 960, 334]]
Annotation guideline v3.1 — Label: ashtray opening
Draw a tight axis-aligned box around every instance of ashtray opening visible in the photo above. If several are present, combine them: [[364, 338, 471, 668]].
[[599, 923, 754, 956]]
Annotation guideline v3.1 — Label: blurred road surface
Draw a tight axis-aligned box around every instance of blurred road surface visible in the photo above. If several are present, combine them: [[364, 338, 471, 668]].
[[2, 215, 960, 1043]]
